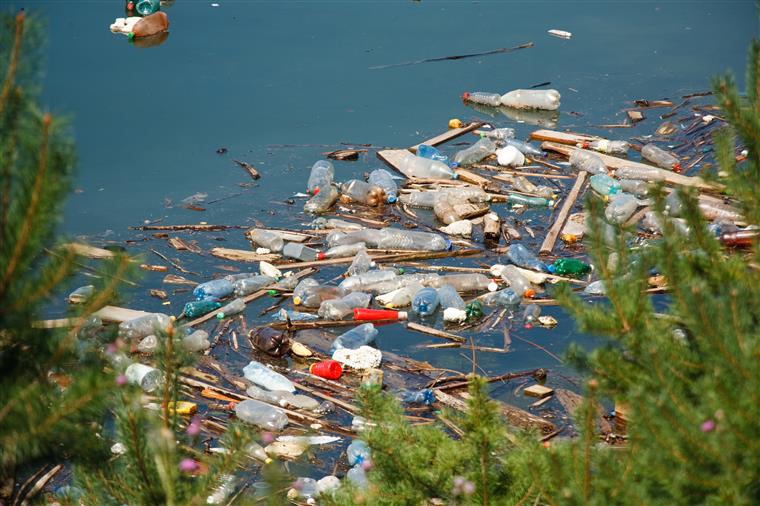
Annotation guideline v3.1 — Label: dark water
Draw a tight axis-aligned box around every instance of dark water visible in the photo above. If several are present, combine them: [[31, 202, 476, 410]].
[[24, 1, 759, 408]]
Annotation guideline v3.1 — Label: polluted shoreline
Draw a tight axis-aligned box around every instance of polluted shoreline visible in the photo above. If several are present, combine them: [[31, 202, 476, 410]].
[[46, 79, 749, 502]]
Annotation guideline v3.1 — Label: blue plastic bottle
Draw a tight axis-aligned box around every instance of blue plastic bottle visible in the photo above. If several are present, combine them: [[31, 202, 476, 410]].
[[400, 388, 435, 405], [331, 323, 378, 352], [411, 287, 440, 317], [193, 279, 234, 301], [507, 244, 548, 272], [417, 144, 457, 168]]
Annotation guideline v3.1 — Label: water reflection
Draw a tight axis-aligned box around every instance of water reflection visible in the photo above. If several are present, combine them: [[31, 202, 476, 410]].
[[464, 102, 559, 129]]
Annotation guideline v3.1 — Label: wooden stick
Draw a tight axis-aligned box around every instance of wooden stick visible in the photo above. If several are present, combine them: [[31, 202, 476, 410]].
[[151, 248, 197, 275], [529, 129, 599, 145], [62, 242, 115, 259], [273, 248, 482, 270], [130, 224, 243, 231], [406, 322, 466, 343], [410, 121, 485, 151], [210, 247, 279, 263], [540, 171, 588, 255], [491, 171, 574, 181]]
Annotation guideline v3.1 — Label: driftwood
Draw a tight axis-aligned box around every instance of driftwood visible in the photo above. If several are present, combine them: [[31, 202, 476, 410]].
[[540, 171, 588, 255], [62, 242, 115, 259], [273, 248, 482, 270], [233, 159, 261, 180], [406, 322, 466, 343], [210, 247, 279, 263], [130, 224, 243, 231]]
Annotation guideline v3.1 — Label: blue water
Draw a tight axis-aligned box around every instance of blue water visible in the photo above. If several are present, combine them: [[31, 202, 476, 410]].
[[22, 1, 759, 406]]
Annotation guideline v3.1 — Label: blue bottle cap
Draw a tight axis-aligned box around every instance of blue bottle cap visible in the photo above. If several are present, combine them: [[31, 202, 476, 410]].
[[546, 265, 556, 274]]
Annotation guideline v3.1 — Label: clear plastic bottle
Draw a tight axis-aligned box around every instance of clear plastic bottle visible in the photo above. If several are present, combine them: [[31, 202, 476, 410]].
[[368, 169, 398, 203], [224, 272, 259, 283], [273, 275, 300, 291], [347, 249, 372, 276], [233, 275, 275, 296], [503, 139, 544, 158], [480, 127, 516, 142], [313, 217, 363, 230], [583, 280, 607, 296], [462, 91, 502, 107], [292, 478, 319, 500], [380, 282, 424, 308], [243, 360, 295, 392], [331, 323, 378, 351], [347, 465, 369, 489], [292, 279, 342, 307], [318, 292, 372, 320], [304, 183, 339, 213], [125, 363, 162, 392], [68, 285, 95, 304], [325, 242, 368, 258], [641, 144, 681, 172], [119, 313, 171, 340], [347, 440, 371, 465], [137, 335, 158, 354], [583, 139, 630, 155], [193, 278, 234, 301], [307, 160, 335, 195], [396, 151, 457, 180], [417, 145, 455, 167], [182, 329, 210, 352], [341, 179, 385, 206], [437, 284, 465, 310], [507, 244, 547, 272], [522, 304, 541, 328], [480, 288, 521, 306], [614, 165, 666, 181], [412, 287, 440, 316], [501, 89, 561, 110], [183, 300, 221, 318], [452, 137, 497, 166], [432, 273, 492, 292], [246, 384, 291, 407], [398, 191, 440, 208], [500, 265, 535, 297], [507, 194, 553, 207], [248, 229, 284, 253], [373, 229, 450, 251], [340, 270, 398, 292], [496, 145, 525, 167], [443, 186, 490, 203], [433, 195, 460, 225], [605, 193, 638, 224], [618, 179, 649, 196], [512, 176, 554, 199], [589, 174, 621, 198], [217, 298, 246, 318], [570, 149, 608, 175], [400, 388, 435, 405], [282, 242, 324, 262], [235, 399, 288, 430]]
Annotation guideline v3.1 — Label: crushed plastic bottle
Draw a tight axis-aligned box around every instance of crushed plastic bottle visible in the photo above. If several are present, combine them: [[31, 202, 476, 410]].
[[589, 174, 621, 198], [480, 127, 516, 142], [216, 298, 246, 319], [481, 288, 521, 306], [582, 139, 630, 155], [234, 275, 275, 296], [417, 144, 456, 168], [507, 194, 554, 207], [318, 292, 372, 320], [499, 265, 536, 297], [347, 249, 372, 276], [243, 360, 295, 392], [331, 323, 378, 352], [614, 165, 666, 181], [605, 193, 638, 224], [347, 440, 371, 465], [453, 137, 497, 166], [304, 183, 339, 213], [193, 278, 234, 301], [570, 149, 608, 175], [290, 477, 318, 500], [182, 329, 211, 352], [462, 91, 502, 107], [368, 169, 398, 203], [340, 270, 397, 293], [503, 139, 544, 158], [411, 287, 440, 317], [398, 191, 440, 208], [641, 144, 681, 172], [341, 179, 385, 206], [183, 300, 221, 318], [293, 278, 343, 307], [512, 176, 554, 199], [583, 280, 607, 295], [507, 244, 548, 272], [283, 242, 324, 261], [396, 151, 457, 180], [313, 217, 363, 230], [618, 179, 649, 197], [235, 399, 288, 430], [378, 282, 424, 308], [119, 313, 171, 340], [501, 89, 561, 110], [547, 258, 591, 277], [248, 229, 285, 253], [431, 273, 492, 292], [332, 228, 451, 252], [433, 194, 460, 225], [437, 284, 466, 310], [347, 465, 369, 489], [307, 160, 335, 195], [400, 388, 435, 405], [325, 242, 368, 258]]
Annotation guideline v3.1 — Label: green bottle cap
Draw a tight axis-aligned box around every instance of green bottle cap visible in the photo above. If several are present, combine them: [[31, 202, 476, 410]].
[[128, 32, 135, 40], [216, 312, 225, 319], [267, 290, 277, 296]]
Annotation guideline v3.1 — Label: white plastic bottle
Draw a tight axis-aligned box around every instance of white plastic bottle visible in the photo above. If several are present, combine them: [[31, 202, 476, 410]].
[[501, 89, 561, 111], [242, 360, 295, 392], [396, 151, 457, 180], [584, 139, 630, 155]]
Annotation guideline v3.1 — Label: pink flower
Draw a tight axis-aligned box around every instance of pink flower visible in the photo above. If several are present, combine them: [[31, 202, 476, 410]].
[[115, 374, 127, 386], [261, 431, 275, 444], [462, 481, 475, 495], [179, 458, 199, 473], [701, 420, 716, 433], [186, 417, 201, 437], [361, 459, 373, 471]]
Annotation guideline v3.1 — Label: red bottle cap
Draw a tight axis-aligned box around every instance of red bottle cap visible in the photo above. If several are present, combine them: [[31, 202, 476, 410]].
[[462, 92, 470, 101], [353, 308, 405, 321], [313, 187, 320, 196], [317, 252, 326, 260], [127, 1, 134, 10], [309, 360, 343, 380], [672, 162, 682, 173]]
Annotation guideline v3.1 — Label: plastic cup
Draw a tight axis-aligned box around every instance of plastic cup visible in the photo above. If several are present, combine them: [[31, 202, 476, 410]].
[[309, 360, 343, 380]]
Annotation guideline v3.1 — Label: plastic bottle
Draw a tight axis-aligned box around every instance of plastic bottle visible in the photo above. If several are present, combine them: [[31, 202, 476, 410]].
[[512, 176, 554, 199], [233, 275, 275, 296], [347, 465, 369, 489], [432, 273, 492, 292], [501, 89, 561, 110], [582, 139, 630, 155], [500, 265, 535, 297], [353, 308, 408, 321], [570, 149, 608, 175], [130, 11, 169, 38], [507, 194, 553, 207], [217, 298, 246, 318], [292, 279, 342, 307], [522, 304, 541, 328], [331, 323, 378, 352], [480, 127, 516, 142], [246, 384, 291, 407], [589, 174, 621, 198], [341, 179, 385, 206], [433, 195, 460, 225], [398, 191, 440, 208], [379, 281, 424, 308], [182, 330, 211, 352], [437, 284, 466, 310], [304, 183, 339, 213], [333, 228, 450, 251], [282, 242, 324, 262], [193, 278, 234, 301], [325, 242, 367, 258], [496, 145, 525, 167], [68, 285, 94, 304], [119, 313, 171, 339], [507, 244, 547, 272], [583, 280, 607, 295], [235, 399, 288, 430], [503, 139, 544, 158], [396, 151, 458, 180], [462, 91, 502, 107], [605, 193, 638, 224], [347, 249, 372, 276], [248, 229, 284, 253], [273, 275, 300, 291], [443, 186, 490, 203], [720, 230, 758, 247], [641, 144, 681, 172], [243, 360, 295, 392], [547, 258, 591, 277], [347, 440, 371, 465], [133, 0, 160, 15], [312, 217, 363, 230], [614, 165, 666, 181], [275, 308, 318, 322], [307, 160, 335, 195], [125, 363, 161, 392], [453, 137, 496, 166], [340, 270, 397, 292], [291, 478, 319, 500], [368, 169, 399, 203], [411, 287, 440, 316], [480, 288, 521, 306], [618, 179, 649, 197], [400, 388, 435, 405], [183, 300, 221, 318], [417, 144, 455, 168], [318, 292, 372, 320]]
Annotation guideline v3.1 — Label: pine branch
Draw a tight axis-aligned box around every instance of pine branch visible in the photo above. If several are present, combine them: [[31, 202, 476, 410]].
[[0, 11, 23, 117]]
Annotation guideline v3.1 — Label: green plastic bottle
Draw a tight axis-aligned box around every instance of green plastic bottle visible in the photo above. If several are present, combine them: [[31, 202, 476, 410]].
[[507, 193, 554, 207], [127, 0, 160, 16], [547, 258, 591, 277], [184, 300, 221, 318]]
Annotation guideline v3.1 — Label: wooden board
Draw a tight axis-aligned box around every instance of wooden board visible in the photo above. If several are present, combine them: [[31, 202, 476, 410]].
[[93, 305, 151, 323], [540, 141, 722, 192], [529, 129, 599, 145], [457, 391, 556, 434], [63, 243, 115, 259], [540, 171, 588, 255], [524, 384, 554, 398], [209, 247, 279, 263]]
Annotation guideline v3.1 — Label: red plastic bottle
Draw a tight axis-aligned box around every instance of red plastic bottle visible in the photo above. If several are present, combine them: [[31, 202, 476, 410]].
[[353, 308, 408, 321]]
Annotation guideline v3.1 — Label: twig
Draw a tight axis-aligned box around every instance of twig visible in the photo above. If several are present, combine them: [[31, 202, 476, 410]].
[[151, 248, 197, 276], [369, 42, 533, 70], [513, 335, 563, 363]]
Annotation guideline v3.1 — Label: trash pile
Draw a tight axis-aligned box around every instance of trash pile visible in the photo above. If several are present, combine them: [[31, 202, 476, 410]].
[[110, 0, 169, 43], [63, 85, 749, 502]]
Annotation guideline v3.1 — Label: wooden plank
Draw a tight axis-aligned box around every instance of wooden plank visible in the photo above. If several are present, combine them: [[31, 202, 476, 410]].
[[273, 248, 482, 270], [93, 305, 151, 323], [63, 243, 115, 259], [210, 248, 279, 263], [245, 229, 313, 243], [540, 171, 588, 255], [454, 168, 493, 187], [410, 121, 484, 152], [529, 129, 599, 145], [524, 384, 554, 398], [406, 322, 466, 343], [540, 141, 722, 192]]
